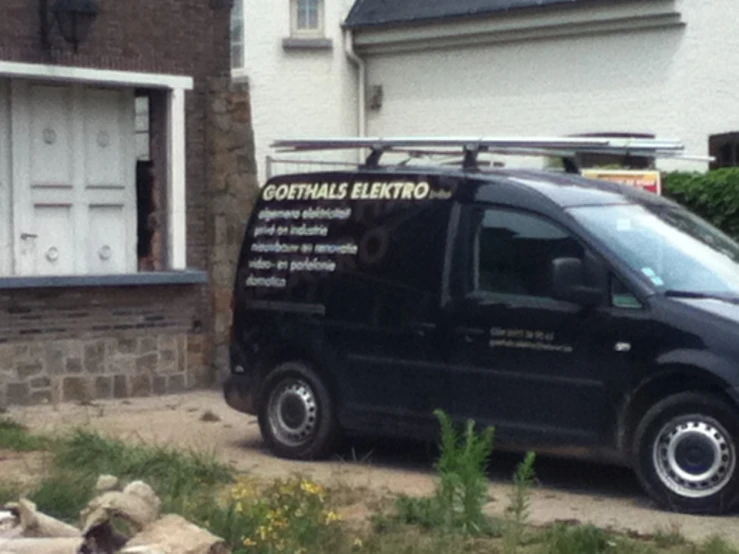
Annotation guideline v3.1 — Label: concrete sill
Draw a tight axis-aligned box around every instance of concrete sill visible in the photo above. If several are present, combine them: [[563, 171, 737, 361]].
[[282, 37, 333, 51], [0, 270, 209, 290]]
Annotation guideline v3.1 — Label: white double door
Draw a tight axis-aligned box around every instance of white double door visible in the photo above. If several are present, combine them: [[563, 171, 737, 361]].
[[0, 79, 136, 277]]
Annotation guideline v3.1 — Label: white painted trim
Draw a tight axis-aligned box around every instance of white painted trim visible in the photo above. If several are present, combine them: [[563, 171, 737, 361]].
[[352, 1, 683, 55], [0, 61, 193, 90], [0, 81, 10, 277], [343, 29, 366, 164], [167, 88, 187, 270]]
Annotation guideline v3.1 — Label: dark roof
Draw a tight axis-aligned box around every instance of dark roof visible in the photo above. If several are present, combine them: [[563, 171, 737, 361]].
[[345, 0, 596, 29]]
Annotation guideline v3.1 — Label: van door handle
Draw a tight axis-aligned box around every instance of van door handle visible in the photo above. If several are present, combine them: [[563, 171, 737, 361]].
[[20, 233, 38, 240]]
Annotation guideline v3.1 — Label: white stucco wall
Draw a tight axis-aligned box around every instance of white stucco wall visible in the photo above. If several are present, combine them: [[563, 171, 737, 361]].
[[361, 0, 738, 172], [241, 0, 738, 178], [239, 0, 359, 182]]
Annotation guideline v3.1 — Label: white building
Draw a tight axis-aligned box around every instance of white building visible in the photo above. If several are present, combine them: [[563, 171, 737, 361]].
[[231, 0, 739, 181]]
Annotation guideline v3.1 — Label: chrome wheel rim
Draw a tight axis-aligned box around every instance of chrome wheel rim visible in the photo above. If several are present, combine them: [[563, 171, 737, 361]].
[[267, 379, 318, 447], [652, 417, 735, 499]]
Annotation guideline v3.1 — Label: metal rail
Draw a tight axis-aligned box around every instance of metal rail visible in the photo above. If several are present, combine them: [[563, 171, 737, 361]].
[[271, 136, 711, 172]]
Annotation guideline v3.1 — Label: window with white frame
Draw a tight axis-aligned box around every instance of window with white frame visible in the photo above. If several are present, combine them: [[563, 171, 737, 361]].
[[291, 0, 323, 37], [231, 0, 245, 70], [0, 68, 191, 279]]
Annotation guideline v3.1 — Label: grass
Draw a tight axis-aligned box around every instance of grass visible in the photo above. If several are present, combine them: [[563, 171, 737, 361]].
[[28, 471, 96, 522], [0, 418, 50, 451], [52, 429, 233, 504], [0, 415, 738, 554], [539, 523, 614, 554]]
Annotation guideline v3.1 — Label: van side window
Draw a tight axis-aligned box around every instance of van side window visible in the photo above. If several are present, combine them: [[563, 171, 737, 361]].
[[611, 277, 643, 309], [472, 208, 585, 300]]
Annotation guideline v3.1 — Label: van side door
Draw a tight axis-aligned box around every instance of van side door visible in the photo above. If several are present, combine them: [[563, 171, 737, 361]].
[[444, 204, 611, 448], [324, 189, 455, 438]]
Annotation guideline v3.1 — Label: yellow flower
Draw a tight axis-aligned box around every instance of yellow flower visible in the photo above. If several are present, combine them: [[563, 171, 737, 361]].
[[325, 510, 341, 523], [244, 538, 257, 547], [235, 502, 244, 514], [353, 538, 364, 549]]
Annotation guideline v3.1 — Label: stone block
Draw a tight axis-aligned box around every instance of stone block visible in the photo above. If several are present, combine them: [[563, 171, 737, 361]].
[[130, 374, 151, 397], [168, 374, 186, 393], [30, 390, 52, 404], [108, 356, 135, 374], [177, 335, 186, 373], [136, 353, 158, 374], [113, 375, 128, 399], [84, 340, 106, 373], [62, 377, 89, 403], [17, 362, 43, 380], [187, 335, 204, 355], [211, 97, 227, 114], [46, 344, 65, 374], [7, 382, 29, 406], [66, 357, 83, 373], [158, 335, 176, 352], [0, 344, 13, 372], [117, 337, 138, 355], [28, 344, 45, 363], [13, 344, 29, 359], [138, 337, 157, 355], [161, 349, 176, 363], [30, 376, 51, 389], [153, 375, 167, 395], [95, 376, 113, 399]]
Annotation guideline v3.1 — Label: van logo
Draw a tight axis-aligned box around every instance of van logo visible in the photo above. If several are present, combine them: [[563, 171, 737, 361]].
[[615, 342, 631, 352]]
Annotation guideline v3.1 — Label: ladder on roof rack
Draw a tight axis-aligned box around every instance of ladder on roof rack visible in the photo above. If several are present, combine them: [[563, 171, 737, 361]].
[[271, 136, 711, 173]]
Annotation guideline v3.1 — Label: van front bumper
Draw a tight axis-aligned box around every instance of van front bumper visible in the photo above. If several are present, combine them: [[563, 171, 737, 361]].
[[223, 373, 257, 415]]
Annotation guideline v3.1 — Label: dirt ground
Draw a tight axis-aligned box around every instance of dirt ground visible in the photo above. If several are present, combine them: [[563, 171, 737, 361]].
[[5, 390, 739, 543]]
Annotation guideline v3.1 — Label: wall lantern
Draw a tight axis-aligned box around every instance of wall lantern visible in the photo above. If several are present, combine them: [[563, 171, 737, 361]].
[[41, 0, 100, 53]]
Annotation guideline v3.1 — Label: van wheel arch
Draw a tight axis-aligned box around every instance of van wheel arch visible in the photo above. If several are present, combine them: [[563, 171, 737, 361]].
[[619, 367, 739, 461], [255, 343, 341, 410]]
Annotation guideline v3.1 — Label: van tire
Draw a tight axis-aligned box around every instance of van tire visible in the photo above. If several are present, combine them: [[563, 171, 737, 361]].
[[632, 392, 739, 514], [258, 361, 338, 460]]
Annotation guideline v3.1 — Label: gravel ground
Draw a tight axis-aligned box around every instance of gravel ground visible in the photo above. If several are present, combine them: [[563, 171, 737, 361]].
[[5, 390, 739, 543]]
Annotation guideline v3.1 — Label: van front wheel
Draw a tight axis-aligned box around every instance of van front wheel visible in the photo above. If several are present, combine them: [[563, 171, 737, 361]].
[[258, 361, 338, 460], [633, 392, 739, 514]]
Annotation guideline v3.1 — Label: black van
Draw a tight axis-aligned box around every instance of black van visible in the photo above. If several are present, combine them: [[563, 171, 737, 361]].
[[224, 138, 739, 514]]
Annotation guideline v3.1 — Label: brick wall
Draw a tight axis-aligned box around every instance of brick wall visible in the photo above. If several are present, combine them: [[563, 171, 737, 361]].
[[0, 0, 255, 406]]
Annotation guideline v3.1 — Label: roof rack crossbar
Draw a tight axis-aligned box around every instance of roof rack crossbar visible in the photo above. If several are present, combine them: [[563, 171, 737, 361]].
[[270, 137, 712, 170]]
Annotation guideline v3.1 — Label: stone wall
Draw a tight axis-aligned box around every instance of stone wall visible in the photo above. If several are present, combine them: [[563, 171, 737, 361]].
[[207, 77, 260, 381], [0, 333, 207, 406]]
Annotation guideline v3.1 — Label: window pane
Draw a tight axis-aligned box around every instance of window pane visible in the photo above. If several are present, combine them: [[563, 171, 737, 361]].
[[230, 1, 244, 68], [297, 0, 319, 30], [475, 209, 583, 298]]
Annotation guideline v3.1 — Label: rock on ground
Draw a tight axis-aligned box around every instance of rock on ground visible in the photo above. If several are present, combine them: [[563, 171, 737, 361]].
[[123, 514, 230, 554]]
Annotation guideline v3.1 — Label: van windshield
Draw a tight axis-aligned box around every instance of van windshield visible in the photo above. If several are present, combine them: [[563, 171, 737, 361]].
[[570, 203, 739, 297]]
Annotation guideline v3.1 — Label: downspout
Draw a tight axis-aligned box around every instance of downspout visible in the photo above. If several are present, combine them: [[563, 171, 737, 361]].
[[344, 27, 366, 163]]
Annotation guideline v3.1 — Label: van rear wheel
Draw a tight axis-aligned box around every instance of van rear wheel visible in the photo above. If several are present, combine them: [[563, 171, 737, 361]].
[[258, 361, 338, 460], [633, 392, 739, 514]]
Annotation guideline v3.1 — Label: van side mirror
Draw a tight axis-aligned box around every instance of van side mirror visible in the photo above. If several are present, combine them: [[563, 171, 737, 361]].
[[551, 257, 602, 307]]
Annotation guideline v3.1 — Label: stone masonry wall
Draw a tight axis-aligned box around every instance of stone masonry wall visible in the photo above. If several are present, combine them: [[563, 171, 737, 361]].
[[207, 77, 260, 380], [0, 333, 206, 406], [0, 0, 253, 405]]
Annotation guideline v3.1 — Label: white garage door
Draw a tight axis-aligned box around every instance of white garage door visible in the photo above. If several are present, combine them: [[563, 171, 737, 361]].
[[2, 80, 135, 277]]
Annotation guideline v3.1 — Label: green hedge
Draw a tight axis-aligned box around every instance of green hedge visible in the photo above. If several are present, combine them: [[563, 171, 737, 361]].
[[663, 168, 739, 240]]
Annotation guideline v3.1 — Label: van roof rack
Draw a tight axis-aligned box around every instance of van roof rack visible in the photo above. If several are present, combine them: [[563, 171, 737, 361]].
[[271, 137, 711, 173]]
